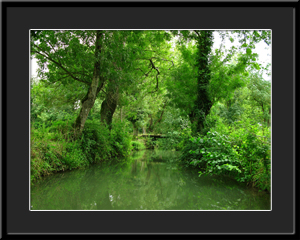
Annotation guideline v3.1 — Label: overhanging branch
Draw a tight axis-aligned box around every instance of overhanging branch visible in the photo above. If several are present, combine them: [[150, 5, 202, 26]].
[[32, 44, 90, 85], [194, 30, 201, 38]]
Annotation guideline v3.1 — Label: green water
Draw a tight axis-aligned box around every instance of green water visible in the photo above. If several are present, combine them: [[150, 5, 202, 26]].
[[30, 150, 270, 210]]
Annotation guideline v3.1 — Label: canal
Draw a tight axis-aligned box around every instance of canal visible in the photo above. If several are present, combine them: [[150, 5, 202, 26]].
[[30, 150, 270, 210]]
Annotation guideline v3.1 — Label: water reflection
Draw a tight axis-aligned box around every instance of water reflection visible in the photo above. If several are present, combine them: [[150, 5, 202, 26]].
[[31, 150, 270, 210]]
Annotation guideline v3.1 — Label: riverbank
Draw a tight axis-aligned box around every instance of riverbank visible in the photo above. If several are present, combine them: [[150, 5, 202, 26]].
[[30, 120, 133, 184], [32, 135, 270, 197], [30, 124, 159, 185]]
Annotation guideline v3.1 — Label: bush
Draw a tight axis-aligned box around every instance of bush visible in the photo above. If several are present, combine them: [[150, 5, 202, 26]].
[[181, 131, 242, 176], [180, 128, 271, 192], [144, 137, 156, 149], [155, 128, 192, 151], [49, 117, 77, 141], [131, 140, 146, 150], [227, 120, 271, 191], [156, 131, 181, 150], [31, 119, 132, 183], [81, 120, 107, 162], [110, 121, 132, 158]]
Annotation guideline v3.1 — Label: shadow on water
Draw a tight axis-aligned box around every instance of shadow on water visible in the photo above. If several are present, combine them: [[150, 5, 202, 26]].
[[31, 150, 270, 210]]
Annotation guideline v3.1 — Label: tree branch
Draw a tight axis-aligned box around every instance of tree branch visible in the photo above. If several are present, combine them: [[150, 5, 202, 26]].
[[194, 30, 201, 38], [149, 58, 160, 91], [150, 57, 174, 70], [32, 44, 90, 85]]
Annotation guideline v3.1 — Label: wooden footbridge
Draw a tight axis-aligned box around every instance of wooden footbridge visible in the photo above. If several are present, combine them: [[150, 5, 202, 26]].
[[139, 134, 167, 140]]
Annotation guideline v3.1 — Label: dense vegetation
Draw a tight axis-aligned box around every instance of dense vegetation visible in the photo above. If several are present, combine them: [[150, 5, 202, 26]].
[[30, 30, 271, 192]]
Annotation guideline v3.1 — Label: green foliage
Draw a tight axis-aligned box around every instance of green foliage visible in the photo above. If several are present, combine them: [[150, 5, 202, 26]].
[[247, 71, 271, 127], [31, 124, 69, 182], [217, 102, 244, 125], [155, 107, 191, 150], [209, 50, 249, 106], [31, 30, 271, 193], [180, 127, 270, 191], [131, 140, 146, 150], [144, 137, 156, 149], [156, 131, 181, 150], [181, 131, 241, 175], [110, 121, 132, 158], [228, 120, 271, 191], [31, 118, 132, 183], [31, 79, 79, 129]]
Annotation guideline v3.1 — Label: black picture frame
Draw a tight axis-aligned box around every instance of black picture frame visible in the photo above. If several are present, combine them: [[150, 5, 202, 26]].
[[2, 1, 298, 238]]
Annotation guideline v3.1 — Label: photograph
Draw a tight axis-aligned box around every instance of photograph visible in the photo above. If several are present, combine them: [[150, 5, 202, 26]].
[[30, 29, 271, 211]]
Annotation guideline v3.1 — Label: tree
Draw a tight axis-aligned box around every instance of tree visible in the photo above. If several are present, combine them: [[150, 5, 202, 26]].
[[167, 30, 271, 135], [248, 71, 271, 126], [100, 80, 119, 130], [31, 30, 174, 135], [190, 30, 214, 134], [74, 31, 104, 136], [112, 30, 173, 135], [31, 30, 105, 137]]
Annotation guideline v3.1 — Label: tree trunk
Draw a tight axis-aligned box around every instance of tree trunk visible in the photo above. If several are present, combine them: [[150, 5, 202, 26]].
[[192, 30, 213, 135], [148, 114, 153, 133], [74, 31, 104, 137], [142, 127, 147, 134], [100, 83, 119, 130], [100, 98, 117, 130], [132, 122, 138, 138]]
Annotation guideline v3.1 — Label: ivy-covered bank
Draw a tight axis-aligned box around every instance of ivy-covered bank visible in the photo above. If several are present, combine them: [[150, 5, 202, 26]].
[[31, 30, 271, 192]]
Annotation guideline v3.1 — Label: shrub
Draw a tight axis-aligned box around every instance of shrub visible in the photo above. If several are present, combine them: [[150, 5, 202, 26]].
[[110, 121, 132, 158], [156, 131, 181, 150], [81, 120, 105, 163], [131, 140, 146, 150], [180, 128, 271, 192], [181, 131, 242, 177], [226, 120, 271, 191], [144, 137, 156, 149], [49, 117, 76, 141], [31, 118, 133, 184]]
